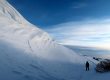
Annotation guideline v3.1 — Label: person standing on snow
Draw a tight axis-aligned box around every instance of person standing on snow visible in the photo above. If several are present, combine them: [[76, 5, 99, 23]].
[[86, 61, 89, 71]]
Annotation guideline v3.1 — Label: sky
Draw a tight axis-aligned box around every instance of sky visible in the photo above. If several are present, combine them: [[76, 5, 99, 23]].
[[8, 0, 110, 49]]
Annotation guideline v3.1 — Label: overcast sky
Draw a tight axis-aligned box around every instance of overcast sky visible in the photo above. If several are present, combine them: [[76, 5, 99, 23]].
[[8, 0, 110, 49]]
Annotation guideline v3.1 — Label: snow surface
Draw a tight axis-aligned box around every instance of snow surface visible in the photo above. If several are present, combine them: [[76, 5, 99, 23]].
[[0, 0, 110, 80]]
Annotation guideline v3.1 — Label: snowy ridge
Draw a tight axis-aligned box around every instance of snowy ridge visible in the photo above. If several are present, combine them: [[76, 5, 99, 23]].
[[0, 0, 52, 48], [0, 0, 50, 42], [0, 0, 27, 24], [0, 0, 85, 80], [0, 0, 82, 62]]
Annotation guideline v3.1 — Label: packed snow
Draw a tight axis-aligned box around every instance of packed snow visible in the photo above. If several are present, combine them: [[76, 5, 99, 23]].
[[0, 0, 110, 80]]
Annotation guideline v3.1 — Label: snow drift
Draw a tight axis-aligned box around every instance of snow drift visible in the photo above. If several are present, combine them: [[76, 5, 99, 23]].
[[0, 0, 85, 80]]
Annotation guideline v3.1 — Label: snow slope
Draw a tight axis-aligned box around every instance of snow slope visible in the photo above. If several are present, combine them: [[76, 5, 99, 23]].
[[0, 0, 85, 80]]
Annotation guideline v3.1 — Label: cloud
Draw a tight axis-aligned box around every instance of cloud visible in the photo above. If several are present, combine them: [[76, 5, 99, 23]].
[[46, 18, 110, 49]]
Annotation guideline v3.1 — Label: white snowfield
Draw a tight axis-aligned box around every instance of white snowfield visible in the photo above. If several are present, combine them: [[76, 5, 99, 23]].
[[0, 0, 110, 80]]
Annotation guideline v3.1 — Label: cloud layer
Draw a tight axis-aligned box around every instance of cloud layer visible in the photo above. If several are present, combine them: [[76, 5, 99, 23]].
[[46, 18, 110, 49]]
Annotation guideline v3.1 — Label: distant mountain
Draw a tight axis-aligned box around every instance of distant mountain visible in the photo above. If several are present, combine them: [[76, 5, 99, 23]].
[[65, 45, 110, 58]]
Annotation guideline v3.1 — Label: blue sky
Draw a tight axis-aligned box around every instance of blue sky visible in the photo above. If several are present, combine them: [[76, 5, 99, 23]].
[[8, 0, 110, 49]]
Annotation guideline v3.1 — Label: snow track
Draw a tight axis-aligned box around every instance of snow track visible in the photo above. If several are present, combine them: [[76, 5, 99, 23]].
[[27, 40, 33, 52]]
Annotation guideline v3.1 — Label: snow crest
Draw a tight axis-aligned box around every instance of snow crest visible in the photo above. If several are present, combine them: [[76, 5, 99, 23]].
[[0, 0, 85, 80]]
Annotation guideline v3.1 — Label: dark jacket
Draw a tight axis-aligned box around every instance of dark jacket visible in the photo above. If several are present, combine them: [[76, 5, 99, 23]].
[[86, 62, 89, 67]]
